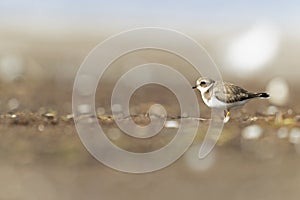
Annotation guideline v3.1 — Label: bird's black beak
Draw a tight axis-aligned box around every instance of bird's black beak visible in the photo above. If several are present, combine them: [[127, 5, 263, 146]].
[[192, 85, 197, 89]]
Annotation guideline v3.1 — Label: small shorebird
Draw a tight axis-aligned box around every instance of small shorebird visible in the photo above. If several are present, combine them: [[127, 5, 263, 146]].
[[192, 77, 269, 122]]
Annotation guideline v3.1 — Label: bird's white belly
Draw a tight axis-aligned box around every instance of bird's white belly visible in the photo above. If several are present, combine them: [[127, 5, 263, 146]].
[[202, 94, 247, 109], [202, 95, 226, 108]]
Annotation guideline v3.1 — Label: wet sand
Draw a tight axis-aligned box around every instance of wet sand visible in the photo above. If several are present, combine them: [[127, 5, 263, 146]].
[[0, 35, 300, 200], [0, 92, 300, 200]]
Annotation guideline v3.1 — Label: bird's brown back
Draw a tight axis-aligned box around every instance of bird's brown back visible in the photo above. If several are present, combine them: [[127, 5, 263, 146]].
[[213, 81, 256, 103]]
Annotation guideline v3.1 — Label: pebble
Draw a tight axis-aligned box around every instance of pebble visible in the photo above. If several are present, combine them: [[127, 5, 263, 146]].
[[241, 125, 263, 140], [8, 98, 20, 110], [43, 112, 57, 119], [77, 104, 91, 114], [277, 127, 289, 139], [289, 128, 300, 144], [107, 128, 122, 140], [111, 104, 122, 113], [294, 115, 300, 122], [267, 105, 278, 115], [97, 107, 106, 115], [38, 124, 45, 132], [164, 120, 179, 128]]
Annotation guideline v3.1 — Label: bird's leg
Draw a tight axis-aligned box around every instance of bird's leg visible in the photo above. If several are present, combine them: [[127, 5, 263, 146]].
[[223, 110, 231, 123]]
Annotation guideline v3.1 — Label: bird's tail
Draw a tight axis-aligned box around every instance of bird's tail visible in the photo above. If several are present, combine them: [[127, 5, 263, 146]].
[[255, 92, 270, 98]]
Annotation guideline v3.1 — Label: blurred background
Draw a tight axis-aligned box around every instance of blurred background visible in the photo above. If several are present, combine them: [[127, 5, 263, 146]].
[[1, 0, 300, 109], [0, 1, 300, 200]]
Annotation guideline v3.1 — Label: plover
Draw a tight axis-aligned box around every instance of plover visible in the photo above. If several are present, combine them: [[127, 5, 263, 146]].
[[192, 77, 269, 122]]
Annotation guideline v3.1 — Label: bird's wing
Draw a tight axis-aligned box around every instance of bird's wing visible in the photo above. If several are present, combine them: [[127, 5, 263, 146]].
[[213, 82, 255, 103]]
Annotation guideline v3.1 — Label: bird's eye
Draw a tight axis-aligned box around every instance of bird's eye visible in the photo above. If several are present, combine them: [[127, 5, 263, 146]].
[[200, 81, 206, 85]]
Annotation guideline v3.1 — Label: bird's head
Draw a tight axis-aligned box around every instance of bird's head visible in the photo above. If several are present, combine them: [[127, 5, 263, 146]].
[[192, 77, 215, 93]]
